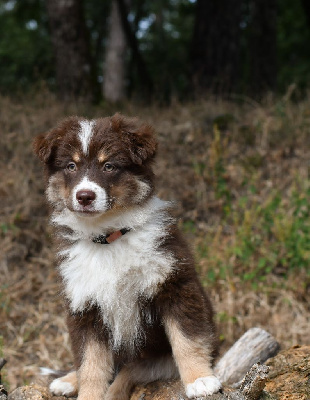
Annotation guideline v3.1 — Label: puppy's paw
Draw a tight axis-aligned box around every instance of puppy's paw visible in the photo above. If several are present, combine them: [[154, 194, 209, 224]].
[[186, 375, 222, 398], [50, 375, 77, 397]]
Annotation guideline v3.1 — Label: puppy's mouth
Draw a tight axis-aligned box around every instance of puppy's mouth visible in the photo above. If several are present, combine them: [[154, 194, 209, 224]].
[[75, 208, 101, 216], [72, 203, 108, 217]]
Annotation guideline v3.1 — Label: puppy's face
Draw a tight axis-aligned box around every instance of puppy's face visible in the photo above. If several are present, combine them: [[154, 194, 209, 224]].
[[33, 114, 157, 217]]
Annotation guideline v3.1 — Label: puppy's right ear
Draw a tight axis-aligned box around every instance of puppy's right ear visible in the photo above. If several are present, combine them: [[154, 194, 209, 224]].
[[33, 131, 54, 163]]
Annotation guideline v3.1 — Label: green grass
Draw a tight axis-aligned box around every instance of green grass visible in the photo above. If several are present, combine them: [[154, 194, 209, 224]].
[[184, 112, 310, 289], [192, 170, 310, 289]]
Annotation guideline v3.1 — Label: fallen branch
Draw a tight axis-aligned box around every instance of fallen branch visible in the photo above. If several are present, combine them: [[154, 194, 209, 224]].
[[214, 327, 280, 386]]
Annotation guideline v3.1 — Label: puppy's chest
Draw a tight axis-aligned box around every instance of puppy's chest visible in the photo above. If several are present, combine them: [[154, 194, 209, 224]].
[[59, 233, 174, 348]]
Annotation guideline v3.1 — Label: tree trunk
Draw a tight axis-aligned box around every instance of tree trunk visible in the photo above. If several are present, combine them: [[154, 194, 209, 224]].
[[248, 0, 277, 96], [190, 0, 242, 95], [103, 0, 127, 103], [301, 0, 310, 30], [116, 0, 153, 99], [45, 0, 95, 101]]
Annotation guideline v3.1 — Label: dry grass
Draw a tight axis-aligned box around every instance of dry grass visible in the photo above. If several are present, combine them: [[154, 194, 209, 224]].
[[0, 90, 309, 390]]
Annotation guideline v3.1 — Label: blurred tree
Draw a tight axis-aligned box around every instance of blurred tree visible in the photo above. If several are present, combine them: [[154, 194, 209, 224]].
[[1, 0, 310, 100], [103, 0, 128, 103], [189, 0, 243, 95], [277, 0, 310, 92], [300, 0, 310, 27], [45, 0, 96, 100], [116, 0, 153, 99], [131, 0, 195, 101], [0, 0, 53, 93], [248, 0, 277, 95]]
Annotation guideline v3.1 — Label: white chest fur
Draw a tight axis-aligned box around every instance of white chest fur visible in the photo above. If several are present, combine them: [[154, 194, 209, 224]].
[[54, 198, 175, 350]]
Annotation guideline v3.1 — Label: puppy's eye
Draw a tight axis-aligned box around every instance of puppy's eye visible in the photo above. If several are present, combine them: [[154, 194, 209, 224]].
[[67, 162, 77, 172], [103, 163, 115, 172]]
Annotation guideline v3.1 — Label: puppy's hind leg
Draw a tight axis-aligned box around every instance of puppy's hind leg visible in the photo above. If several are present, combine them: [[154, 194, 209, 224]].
[[49, 371, 78, 397], [105, 355, 179, 400]]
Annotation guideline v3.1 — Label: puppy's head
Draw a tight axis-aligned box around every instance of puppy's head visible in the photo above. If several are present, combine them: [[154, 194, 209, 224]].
[[33, 114, 157, 217]]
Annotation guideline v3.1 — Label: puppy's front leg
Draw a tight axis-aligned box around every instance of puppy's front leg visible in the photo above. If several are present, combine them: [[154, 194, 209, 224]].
[[164, 316, 221, 398], [77, 338, 113, 400]]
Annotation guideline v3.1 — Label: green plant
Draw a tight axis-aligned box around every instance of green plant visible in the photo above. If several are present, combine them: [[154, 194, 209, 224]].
[[209, 124, 232, 216], [197, 177, 310, 288]]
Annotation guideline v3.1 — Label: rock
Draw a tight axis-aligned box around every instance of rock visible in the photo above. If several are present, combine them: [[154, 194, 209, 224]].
[[0, 385, 7, 400], [130, 364, 270, 400], [8, 385, 49, 400], [131, 379, 186, 400], [6, 345, 310, 400], [263, 345, 310, 400], [8, 384, 66, 400], [238, 364, 269, 400], [131, 379, 230, 400]]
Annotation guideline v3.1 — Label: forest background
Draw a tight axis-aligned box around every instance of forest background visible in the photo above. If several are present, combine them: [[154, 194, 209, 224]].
[[0, 0, 310, 391], [2, 0, 310, 101]]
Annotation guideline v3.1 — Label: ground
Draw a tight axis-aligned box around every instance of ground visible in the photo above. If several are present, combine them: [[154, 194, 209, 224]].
[[0, 91, 309, 390]]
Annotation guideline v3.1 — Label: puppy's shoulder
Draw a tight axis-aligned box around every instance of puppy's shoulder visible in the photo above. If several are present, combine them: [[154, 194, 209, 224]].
[[160, 222, 195, 265]]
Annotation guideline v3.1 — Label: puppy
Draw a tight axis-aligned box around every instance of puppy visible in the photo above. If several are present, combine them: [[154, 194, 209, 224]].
[[33, 114, 222, 399]]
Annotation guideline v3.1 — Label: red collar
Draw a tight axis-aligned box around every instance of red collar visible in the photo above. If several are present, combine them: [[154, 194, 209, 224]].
[[92, 228, 130, 244]]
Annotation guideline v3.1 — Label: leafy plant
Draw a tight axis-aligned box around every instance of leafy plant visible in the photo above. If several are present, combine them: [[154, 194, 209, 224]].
[[197, 178, 310, 288]]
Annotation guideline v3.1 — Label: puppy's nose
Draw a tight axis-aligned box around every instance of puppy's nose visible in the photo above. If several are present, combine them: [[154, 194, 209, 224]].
[[76, 190, 96, 206]]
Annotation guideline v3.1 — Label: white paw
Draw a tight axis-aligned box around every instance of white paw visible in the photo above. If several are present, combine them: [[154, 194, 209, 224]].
[[186, 376, 222, 398], [50, 378, 75, 396]]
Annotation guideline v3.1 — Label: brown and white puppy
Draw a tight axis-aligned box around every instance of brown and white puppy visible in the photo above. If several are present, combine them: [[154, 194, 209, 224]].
[[34, 114, 222, 400]]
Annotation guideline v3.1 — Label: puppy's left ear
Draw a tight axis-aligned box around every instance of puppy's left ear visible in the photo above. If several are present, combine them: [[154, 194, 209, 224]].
[[111, 114, 157, 165]]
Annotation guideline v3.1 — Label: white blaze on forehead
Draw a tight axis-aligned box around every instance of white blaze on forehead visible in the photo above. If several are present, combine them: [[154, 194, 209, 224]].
[[73, 176, 108, 213], [78, 120, 95, 155]]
